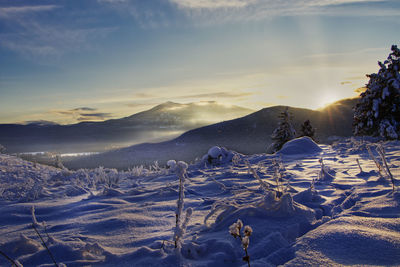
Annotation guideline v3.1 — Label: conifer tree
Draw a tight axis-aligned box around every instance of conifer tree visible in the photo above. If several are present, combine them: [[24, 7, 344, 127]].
[[269, 107, 296, 152], [353, 45, 400, 139], [299, 120, 315, 140]]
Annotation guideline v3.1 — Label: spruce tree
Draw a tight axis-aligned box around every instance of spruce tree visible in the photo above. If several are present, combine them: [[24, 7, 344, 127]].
[[299, 119, 315, 140], [269, 107, 296, 152], [353, 45, 400, 139]]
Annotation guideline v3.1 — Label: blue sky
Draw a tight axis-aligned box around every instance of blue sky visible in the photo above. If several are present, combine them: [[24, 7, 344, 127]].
[[0, 0, 399, 124]]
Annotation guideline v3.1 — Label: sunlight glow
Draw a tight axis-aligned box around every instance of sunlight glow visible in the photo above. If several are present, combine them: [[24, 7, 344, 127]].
[[318, 92, 341, 109]]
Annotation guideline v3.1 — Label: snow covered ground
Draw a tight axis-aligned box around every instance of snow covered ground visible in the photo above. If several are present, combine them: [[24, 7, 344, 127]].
[[0, 137, 399, 266]]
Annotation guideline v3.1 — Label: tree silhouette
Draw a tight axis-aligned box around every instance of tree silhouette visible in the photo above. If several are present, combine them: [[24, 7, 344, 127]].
[[353, 45, 400, 139], [269, 107, 296, 153]]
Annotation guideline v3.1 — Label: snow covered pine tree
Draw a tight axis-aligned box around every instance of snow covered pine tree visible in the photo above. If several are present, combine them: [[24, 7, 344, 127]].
[[269, 107, 296, 153], [353, 45, 400, 139], [299, 120, 316, 140]]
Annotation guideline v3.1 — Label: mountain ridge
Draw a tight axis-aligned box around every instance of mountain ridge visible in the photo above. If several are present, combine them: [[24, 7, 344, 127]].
[[64, 97, 359, 169], [0, 101, 253, 153]]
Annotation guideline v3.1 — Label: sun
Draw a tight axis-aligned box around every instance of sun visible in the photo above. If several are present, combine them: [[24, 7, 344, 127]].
[[318, 92, 341, 109]]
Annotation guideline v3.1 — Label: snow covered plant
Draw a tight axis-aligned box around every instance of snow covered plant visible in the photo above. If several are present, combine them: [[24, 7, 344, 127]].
[[167, 159, 177, 173], [376, 145, 397, 191], [229, 219, 253, 267], [202, 146, 234, 165], [356, 158, 364, 173], [272, 159, 289, 198], [31, 206, 59, 266], [247, 162, 270, 194], [0, 144, 6, 154], [367, 145, 384, 175], [55, 155, 65, 169], [0, 250, 22, 267], [173, 161, 193, 249], [318, 158, 335, 182], [353, 45, 400, 139]]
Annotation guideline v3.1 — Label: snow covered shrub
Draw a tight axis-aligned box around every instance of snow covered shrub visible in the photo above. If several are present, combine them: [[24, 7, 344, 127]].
[[268, 107, 296, 153], [167, 160, 177, 173], [229, 219, 252, 267], [272, 159, 288, 198], [299, 120, 316, 141], [353, 45, 400, 139], [201, 146, 234, 165], [248, 162, 295, 216], [54, 154, 65, 169], [0, 144, 6, 154], [247, 162, 270, 194], [129, 165, 145, 177], [317, 158, 335, 182], [174, 161, 192, 249], [105, 169, 119, 188]]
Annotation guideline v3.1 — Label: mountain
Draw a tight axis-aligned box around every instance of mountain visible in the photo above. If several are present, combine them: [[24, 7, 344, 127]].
[[65, 98, 358, 169], [0, 101, 253, 153]]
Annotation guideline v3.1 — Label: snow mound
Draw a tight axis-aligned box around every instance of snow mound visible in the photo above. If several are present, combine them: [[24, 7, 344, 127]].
[[278, 137, 322, 155], [201, 146, 235, 165]]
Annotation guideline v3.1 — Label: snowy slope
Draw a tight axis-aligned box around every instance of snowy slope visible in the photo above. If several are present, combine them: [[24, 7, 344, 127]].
[[0, 137, 399, 266]]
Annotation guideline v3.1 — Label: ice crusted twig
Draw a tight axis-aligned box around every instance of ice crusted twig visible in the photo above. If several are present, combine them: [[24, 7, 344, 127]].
[[31, 206, 59, 267], [31, 205, 39, 227], [246, 162, 270, 193], [376, 145, 396, 192], [0, 250, 22, 267], [367, 145, 384, 176], [32, 223, 59, 267], [356, 158, 363, 173], [173, 161, 192, 249], [229, 219, 252, 267]]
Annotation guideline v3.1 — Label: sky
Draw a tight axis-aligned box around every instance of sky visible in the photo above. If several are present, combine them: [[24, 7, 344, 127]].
[[0, 0, 399, 124]]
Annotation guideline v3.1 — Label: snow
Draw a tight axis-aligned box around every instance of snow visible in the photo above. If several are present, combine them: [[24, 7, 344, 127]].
[[0, 138, 399, 266], [277, 136, 322, 155]]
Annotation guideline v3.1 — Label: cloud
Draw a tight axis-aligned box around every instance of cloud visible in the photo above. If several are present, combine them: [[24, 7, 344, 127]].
[[133, 92, 156, 98], [340, 81, 352, 85], [77, 113, 113, 121], [0, 3, 116, 59], [177, 91, 253, 99], [50, 107, 114, 122], [126, 102, 159, 108], [72, 107, 97, 112], [166, 0, 396, 25], [354, 87, 367, 93], [170, 0, 385, 10], [0, 5, 59, 18], [169, 0, 256, 9], [23, 120, 59, 126]]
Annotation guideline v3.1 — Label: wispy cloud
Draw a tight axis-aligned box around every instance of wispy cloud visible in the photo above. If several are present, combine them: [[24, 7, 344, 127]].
[[170, 0, 384, 10], [77, 113, 113, 121], [72, 107, 97, 112], [0, 3, 116, 59], [177, 91, 253, 99], [0, 5, 59, 18], [169, 0, 256, 9], [50, 107, 114, 122], [167, 0, 395, 25]]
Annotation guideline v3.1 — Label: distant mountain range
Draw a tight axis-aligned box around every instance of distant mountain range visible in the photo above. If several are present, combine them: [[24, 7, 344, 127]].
[[0, 101, 253, 153], [64, 98, 358, 169]]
